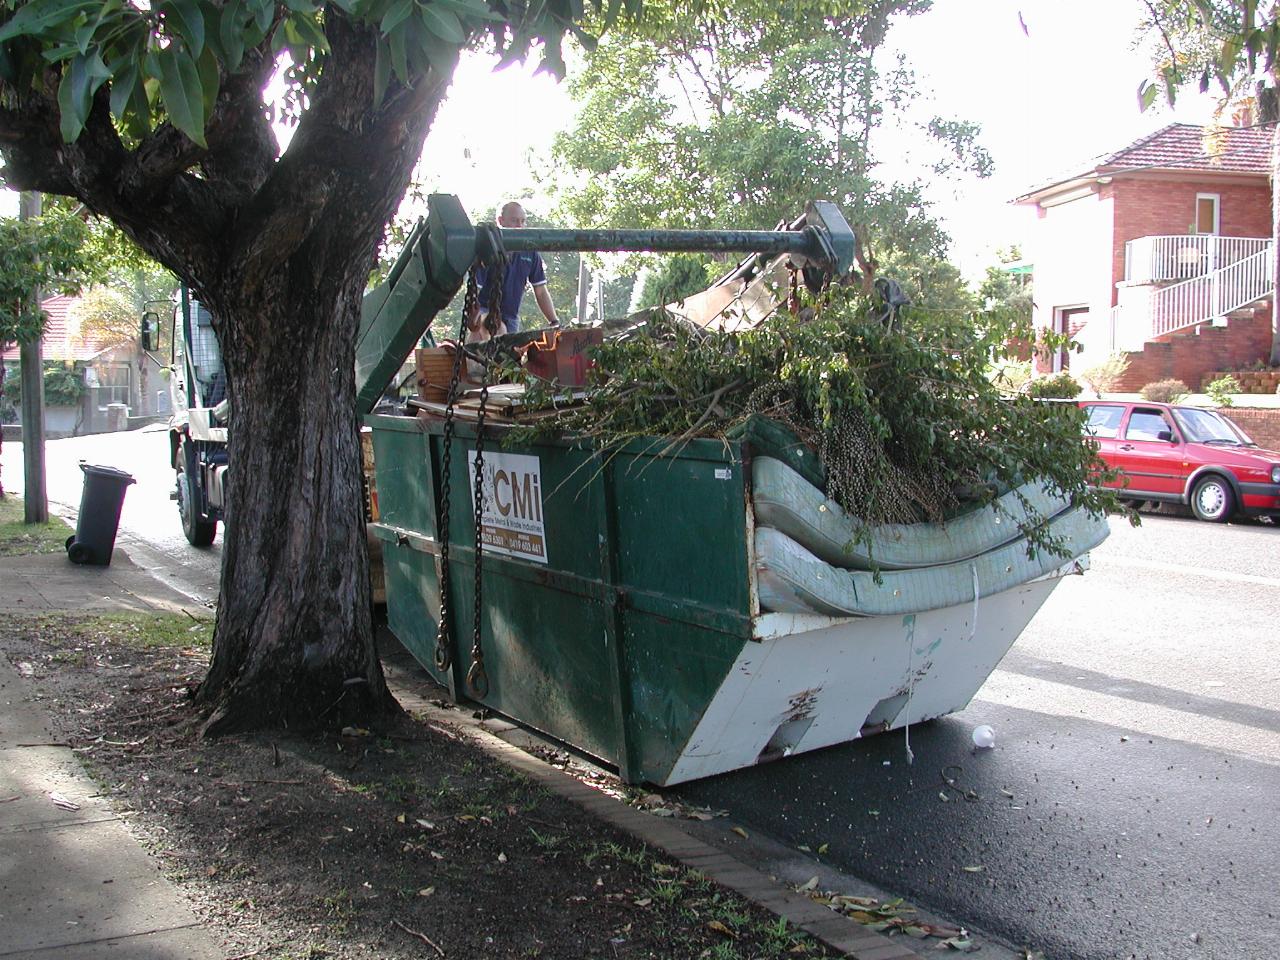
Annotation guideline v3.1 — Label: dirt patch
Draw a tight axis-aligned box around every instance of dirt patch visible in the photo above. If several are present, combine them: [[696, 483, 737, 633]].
[[2, 613, 835, 960]]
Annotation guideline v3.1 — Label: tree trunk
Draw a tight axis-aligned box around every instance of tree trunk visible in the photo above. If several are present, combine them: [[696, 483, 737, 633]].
[[195, 257, 396, 735]]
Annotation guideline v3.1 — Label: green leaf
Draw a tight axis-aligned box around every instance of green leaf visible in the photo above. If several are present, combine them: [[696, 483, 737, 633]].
[[164, 0, 206, 57], [433, 0, 501, 21], [56, 50, 110, 142], [109, 61, 138, 118], [283, 11, 329, 54], [156, 44, 207, 147], [419, 4, 465, 44], [121, 65, 153, 138], [381, 0, 414, 35], [413, 17, 459, 73], [0, 0, 100, 44], [248, 0, 274, 35], [373, 33, 392, 106], [195, 42, 219, 121], [388, 19, 408, 82], [1137, 80, 1158, 112], [219, 0, 246, 71]]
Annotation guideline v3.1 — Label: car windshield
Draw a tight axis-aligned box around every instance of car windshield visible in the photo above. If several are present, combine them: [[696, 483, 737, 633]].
[[1172, 407, 1254, 445]]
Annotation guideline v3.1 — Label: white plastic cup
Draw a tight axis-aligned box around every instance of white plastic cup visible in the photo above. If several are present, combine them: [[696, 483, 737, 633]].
[[971, 725, 996, 749]]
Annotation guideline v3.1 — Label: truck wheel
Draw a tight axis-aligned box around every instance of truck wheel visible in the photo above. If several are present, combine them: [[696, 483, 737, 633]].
[[1190, 475, 1234, 523], [177, 454, 217, 547]]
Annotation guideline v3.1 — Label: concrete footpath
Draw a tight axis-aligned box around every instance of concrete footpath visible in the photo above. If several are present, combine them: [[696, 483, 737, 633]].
[[0, 546, 942, 960], [0, 551, 223, 959]]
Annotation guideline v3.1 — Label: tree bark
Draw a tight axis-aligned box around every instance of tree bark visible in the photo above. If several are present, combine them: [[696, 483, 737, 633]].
[[0, 11, 451, 734], [195, 266, 393, 735]]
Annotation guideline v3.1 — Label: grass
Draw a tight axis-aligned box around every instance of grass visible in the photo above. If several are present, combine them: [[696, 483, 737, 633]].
[[0, 494, 73, 556], [31, 611, 213, 649]]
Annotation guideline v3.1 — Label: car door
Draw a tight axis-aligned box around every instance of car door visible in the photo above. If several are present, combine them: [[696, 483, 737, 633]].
[[1112, 406, 1187, 497], [1080, 403, 1126, 488]]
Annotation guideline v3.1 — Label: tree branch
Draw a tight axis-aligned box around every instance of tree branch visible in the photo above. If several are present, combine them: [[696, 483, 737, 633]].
[[223, 11, 447, 299]]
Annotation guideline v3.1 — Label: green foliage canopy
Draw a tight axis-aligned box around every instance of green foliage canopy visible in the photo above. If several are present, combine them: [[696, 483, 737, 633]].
[[1139, 0, 1279, 108], [0, 0, 626, 148], [0, 207, 93, 350], [547, 0, 990, 307]]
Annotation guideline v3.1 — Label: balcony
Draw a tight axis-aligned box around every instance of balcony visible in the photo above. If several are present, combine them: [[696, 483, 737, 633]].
[[1124, 235, 1271, 284]]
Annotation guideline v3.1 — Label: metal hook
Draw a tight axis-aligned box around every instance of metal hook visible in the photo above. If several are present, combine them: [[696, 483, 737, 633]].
[[465, 659, 489, 700]]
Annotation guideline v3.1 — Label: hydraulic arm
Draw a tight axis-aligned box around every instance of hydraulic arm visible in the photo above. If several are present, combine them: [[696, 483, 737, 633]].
[[354, 194, 857, 415]]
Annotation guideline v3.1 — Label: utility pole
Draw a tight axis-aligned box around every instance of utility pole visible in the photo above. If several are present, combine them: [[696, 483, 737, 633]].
[[18, 191, 47, 524]]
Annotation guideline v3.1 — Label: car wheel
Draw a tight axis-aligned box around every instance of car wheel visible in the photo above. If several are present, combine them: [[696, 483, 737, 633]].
[[177, 450, 217, 547], [1190, 475, 1234, 523]]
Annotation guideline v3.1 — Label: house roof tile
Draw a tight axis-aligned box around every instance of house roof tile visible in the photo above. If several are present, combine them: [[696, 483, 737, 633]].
[[1099, 122, 1271, 173], [1, 295, 108, 363], [1016, 122, 1272, 202]]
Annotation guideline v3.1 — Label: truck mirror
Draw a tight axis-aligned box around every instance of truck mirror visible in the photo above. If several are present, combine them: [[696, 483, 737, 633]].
[[140, 311, 160, 352]]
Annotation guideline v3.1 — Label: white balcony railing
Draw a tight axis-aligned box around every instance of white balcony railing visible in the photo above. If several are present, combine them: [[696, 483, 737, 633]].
[[1150, 247, 1274, 337], [1108, 245, 1274, 350], [1124, 235, 1271, 284]]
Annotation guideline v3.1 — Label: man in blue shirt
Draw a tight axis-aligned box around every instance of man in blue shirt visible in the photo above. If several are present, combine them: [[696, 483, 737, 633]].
[[471, 201, 560, 335]]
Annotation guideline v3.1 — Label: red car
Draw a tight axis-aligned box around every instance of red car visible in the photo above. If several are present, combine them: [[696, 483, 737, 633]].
[[1080, 400, 1280, 523]]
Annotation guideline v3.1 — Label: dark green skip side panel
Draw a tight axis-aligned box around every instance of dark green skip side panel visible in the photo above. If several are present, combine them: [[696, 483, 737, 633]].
[[367, 415, 754, 784]]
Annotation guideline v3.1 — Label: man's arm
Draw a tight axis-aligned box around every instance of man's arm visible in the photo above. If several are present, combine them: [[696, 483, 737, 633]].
[[532, 283, 559, 327]]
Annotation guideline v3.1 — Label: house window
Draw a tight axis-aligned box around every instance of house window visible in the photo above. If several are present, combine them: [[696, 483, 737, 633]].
[[94, 361, 131, 408], [1195, 193, 1220, 235]]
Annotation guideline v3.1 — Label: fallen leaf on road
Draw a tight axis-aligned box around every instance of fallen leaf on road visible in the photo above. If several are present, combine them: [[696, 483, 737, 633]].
[[418, 887, 435, 898], [633, 898, 652, 907], [797, 876, 819, 892], [731, 826, 749, 839], [707, 920, 736, 939], [961, 865, 985, 873], [48, 792, 80, 811], [817, 843, 829, 854]]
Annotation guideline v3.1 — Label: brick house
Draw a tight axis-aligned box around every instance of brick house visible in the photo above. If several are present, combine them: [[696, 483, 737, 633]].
[[2, 294, 163, 436], [1015, 122, 1274, 391]]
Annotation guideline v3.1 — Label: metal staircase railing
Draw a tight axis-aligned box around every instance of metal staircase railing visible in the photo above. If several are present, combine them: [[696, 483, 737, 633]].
[[1149, 246, 1274, 338]]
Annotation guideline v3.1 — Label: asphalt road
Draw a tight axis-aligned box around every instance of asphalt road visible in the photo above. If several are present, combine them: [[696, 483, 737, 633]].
[[6, 430, 1278, 958], [673, 513, 1280, 960], [1, 427, 222, 603]]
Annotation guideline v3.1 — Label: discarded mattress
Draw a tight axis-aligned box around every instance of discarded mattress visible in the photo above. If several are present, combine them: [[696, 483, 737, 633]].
[[751, 456, 1075, 571], [754, 506, 1109, 618]]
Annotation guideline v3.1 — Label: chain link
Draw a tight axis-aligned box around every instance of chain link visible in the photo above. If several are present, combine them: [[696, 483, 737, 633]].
[[432, 268, 480, 672], [465, 251, 506, 700]]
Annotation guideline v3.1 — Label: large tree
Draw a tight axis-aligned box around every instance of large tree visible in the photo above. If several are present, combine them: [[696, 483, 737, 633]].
[[0, 0, 637, 734], [0, 205, 92, 495], [546, 0, 990, 305], [1140, 0, 1280, 361]]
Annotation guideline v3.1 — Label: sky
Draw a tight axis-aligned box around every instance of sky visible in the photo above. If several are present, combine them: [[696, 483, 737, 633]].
[[405, 0, 1229, 279], [2, 0, 1229, 280]]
